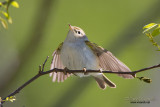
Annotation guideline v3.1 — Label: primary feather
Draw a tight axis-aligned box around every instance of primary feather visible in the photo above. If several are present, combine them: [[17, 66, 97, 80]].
[[85, 41, 135, 78], [50, 42, 72, 82]]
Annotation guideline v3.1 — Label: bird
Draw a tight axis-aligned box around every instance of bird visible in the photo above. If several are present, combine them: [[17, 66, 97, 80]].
[[50, 24, 135, 89]]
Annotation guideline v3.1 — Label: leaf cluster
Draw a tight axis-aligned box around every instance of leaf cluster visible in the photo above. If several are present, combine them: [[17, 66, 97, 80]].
[[0, 96, 16, 103], [0, 0, 19, 29], [143, 23, 160, 50]]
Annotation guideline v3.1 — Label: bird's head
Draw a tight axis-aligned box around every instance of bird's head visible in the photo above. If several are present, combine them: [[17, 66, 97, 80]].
[[66, 24, 88, 42]]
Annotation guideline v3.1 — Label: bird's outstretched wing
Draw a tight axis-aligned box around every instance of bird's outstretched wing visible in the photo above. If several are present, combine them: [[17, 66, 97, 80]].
[[50, 42, 72, 82], [85, 41, 135, 78]]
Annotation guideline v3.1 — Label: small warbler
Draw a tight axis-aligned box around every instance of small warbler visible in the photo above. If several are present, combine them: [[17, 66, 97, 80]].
[[50, 24, 134, 89]]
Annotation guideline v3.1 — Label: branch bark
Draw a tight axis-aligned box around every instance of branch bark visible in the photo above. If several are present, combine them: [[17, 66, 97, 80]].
[[1, 56, 160, 105]]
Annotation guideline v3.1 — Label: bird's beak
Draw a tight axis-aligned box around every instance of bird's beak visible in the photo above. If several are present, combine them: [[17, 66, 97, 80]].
[[68, 24, 73, 31]]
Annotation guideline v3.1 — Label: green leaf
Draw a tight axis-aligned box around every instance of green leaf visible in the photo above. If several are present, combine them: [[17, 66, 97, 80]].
[[11, 1, 19, 8], [1, 20, 8, 29], [8, 16, 12, 24], [0, 17, 8, 29], [143, 23, 158, 33], [4, 96, 16, 102], [143, 23, 157, 29], [152, 27, 160, 37], [2, 11, 9, 19], [0, 2, 2, 6], [137, 77, 152, 83]]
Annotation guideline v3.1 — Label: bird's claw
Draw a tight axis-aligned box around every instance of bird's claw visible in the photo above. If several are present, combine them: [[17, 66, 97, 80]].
[[83, 67, 88, 75], [64, 67, 68, 75]]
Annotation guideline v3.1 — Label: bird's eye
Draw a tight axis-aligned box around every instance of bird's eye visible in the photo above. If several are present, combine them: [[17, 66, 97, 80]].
[[78, 31, 81, 34]]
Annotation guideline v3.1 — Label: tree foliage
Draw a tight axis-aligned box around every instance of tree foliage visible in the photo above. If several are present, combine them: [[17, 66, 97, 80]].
[[143, 23, 160, 50], [0, 0, 19, 29]]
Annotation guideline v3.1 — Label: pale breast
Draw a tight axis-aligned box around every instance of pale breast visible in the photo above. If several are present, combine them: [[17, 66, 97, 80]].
[[60, 42, 99, 77]]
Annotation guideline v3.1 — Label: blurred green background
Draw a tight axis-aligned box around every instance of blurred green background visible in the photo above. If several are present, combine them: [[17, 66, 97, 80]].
[[0, 0, 160, 107]]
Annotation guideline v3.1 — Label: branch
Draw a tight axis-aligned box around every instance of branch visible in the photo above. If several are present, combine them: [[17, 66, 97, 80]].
[[1, 56, 160, 105]]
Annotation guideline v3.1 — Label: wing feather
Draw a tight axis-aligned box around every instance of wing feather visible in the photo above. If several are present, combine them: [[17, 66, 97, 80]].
[[50, 42, 72, 82], [85, 41, 135, 78]]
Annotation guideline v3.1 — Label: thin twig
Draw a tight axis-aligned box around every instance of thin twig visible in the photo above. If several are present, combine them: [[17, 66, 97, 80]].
[[1, 57, 160, 104], [42, 56, 49, 72], [1, 74, 41, 104], [44, 63, 160, 75]]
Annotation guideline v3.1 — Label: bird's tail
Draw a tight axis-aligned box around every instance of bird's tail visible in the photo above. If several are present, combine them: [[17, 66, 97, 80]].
[[93, 74, 116, 89]]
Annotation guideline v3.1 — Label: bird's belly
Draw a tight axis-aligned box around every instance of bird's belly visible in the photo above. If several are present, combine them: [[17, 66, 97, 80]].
[[60, 43, 99, 77]]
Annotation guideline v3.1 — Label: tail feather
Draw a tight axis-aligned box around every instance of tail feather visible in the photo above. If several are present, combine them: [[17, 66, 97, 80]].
[[94, 74, 116, 89], [94, 77, 106, 89], [102, 74, 116, 88]]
